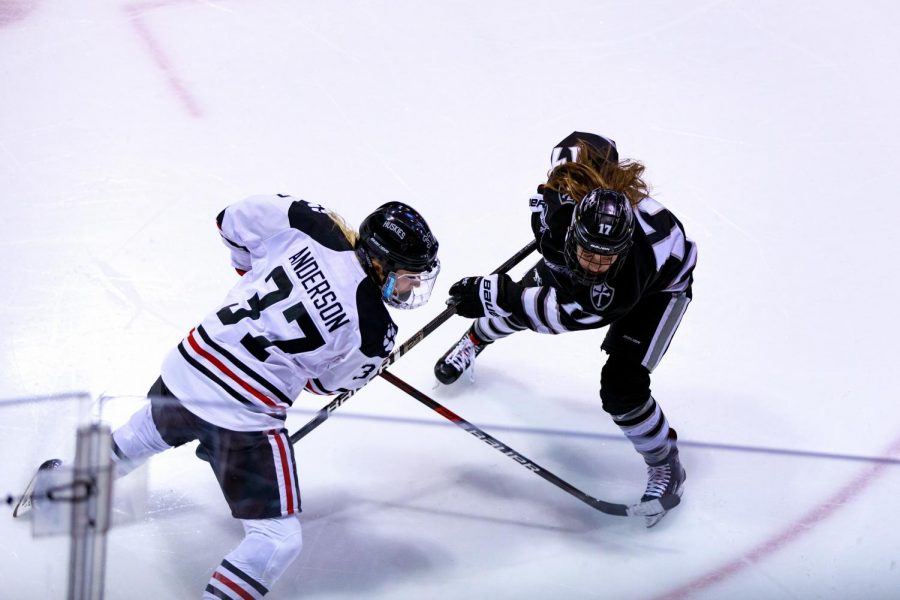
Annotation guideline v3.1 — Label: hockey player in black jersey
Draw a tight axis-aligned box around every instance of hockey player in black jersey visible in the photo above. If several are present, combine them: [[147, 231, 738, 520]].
[[110, 195, 439, 598], [434, 132, 697, 526]]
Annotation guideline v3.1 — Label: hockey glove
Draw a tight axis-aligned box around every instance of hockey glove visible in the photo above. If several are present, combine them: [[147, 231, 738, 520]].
[[448, 274, 521, 319]]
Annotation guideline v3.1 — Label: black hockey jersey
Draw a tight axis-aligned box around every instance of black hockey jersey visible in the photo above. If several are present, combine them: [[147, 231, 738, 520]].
[[161, 195, 396, 431], [518, 186, 697, 333]]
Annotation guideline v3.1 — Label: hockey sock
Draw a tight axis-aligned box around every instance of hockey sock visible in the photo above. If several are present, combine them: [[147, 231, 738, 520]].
[[611, 396, 674, 466], [473, 314, 526, 343], [203, 516, 303, 599], [110, 403, 172, 477]]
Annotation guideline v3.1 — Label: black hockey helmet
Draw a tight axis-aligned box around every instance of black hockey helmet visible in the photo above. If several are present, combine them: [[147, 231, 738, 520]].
[[564, 188, 634, 284], [551, 131, 619, 169], [357, 202, 440, 309]]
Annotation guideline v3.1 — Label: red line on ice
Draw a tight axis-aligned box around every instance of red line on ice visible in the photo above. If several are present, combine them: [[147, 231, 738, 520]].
[[124, 0, 203, 118], [653, 434, 900, 599]]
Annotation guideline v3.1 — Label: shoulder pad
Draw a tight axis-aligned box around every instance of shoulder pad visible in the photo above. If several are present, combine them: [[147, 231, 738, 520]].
[[288, 199, 353, 252]]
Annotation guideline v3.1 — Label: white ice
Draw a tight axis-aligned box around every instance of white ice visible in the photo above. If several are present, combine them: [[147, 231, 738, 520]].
[[1, 1, 899, 598]]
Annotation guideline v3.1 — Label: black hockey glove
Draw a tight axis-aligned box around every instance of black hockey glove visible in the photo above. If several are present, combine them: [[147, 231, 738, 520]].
[[448, 274, 522, 319]]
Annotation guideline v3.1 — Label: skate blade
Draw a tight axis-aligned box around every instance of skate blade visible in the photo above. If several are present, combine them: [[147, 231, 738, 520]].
[[645, 510, 669, 528]]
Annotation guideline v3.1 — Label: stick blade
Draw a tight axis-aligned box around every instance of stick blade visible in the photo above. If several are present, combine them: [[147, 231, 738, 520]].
[[12, 458, 63, 518]]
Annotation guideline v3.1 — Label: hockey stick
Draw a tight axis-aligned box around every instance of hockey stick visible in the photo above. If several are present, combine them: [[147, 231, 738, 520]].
[[379, 370, 679, 518], [288, 239, 538, 445]]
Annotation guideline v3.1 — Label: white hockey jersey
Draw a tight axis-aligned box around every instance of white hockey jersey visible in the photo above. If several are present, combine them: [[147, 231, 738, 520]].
[[160, 194, 397, 431]]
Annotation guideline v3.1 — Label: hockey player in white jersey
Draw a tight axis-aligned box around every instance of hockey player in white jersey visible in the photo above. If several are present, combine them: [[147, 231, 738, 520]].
[[111, 194, 440, 598], [434, 132, 697, 527]]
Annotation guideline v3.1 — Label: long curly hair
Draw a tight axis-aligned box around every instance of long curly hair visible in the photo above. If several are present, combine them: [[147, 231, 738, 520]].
[[544, 140, 650, 207]]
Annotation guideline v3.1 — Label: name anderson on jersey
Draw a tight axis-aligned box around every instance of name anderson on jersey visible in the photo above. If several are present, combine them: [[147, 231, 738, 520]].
[[289, 246, 350, 333]]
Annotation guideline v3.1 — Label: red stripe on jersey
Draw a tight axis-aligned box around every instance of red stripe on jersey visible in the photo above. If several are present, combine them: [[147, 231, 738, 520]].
[[212, 572, 254, 600], [271, 432, 295, 514], [304, 381, 326, 395], [186, 328, 281, 409]]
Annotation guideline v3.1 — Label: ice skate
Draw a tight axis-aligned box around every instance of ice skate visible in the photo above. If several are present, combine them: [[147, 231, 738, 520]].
[[641, 448, 686, 528], [434, 328, 490, 384]]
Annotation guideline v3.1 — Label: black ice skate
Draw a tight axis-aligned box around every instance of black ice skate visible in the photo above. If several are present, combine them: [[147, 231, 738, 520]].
[[641, 447, 686, 528], [434, 328, 490, 384]]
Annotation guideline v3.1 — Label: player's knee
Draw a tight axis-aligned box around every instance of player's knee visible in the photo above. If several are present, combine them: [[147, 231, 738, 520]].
[[599, 354, 651, 416], [240, 516, 304, 586]]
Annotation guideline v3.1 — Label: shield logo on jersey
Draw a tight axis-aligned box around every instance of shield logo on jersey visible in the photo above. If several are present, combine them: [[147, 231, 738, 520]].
[[590, 282, 614, 311]]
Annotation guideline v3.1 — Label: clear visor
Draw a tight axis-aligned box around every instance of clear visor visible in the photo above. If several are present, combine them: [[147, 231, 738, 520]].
[[382, 260, 441, 310]]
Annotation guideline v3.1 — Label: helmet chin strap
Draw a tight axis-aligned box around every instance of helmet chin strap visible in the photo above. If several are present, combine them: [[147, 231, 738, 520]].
[[570, 268, 609, 286]]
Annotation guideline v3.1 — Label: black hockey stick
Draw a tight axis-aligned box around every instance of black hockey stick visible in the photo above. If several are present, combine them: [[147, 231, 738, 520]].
[[379, 370, 679, 518], [288, 239, 538, 445]]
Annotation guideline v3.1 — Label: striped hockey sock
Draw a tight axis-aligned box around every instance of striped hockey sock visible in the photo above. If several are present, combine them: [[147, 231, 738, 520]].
[[204, 559, 268, 599], [203, 516, 303, 599], [473, 314, 527, 342], [611, 396, 675, 466]]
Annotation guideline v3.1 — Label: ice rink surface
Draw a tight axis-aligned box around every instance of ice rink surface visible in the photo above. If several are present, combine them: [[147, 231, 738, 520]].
[[2, 0, 899, 598]]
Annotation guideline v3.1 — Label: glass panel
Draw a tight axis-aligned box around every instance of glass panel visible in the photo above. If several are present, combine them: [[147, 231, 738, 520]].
[[0, 393, 90, 597]]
